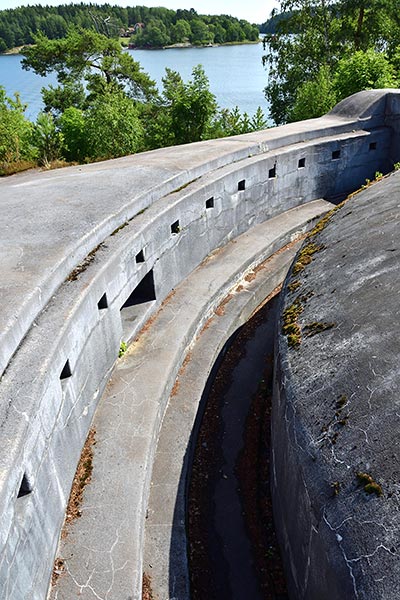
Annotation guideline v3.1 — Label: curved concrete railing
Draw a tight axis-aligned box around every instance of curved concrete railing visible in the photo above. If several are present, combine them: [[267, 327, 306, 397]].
[[0, 89, 400, 599]]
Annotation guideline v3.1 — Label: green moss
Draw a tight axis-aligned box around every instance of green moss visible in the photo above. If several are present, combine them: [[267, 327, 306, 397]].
[[357, 472, 383, 497], [111, 221, 129, 236], [292, 242, 325, 275], [304, 321, 335, 337], [288, 280, 301, 293], [282, 299, 304, 348], [171, 177, 200, 194], [119, 341, 128, 357]]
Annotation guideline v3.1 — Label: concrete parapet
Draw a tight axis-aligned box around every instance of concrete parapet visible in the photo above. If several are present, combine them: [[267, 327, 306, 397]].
[[0, 90, 399, 598]]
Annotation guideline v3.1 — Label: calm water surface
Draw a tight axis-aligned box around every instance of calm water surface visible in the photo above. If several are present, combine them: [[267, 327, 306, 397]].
[[0, 43, 268, 121]]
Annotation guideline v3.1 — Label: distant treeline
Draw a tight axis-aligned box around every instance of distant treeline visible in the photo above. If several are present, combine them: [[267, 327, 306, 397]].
[[0, 4, 260, 51], [259, 12, 293, 35]]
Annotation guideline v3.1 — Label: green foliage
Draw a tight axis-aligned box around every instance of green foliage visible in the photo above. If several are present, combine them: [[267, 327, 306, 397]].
[[84, 91, 144, 160], [41, 79, 86, 116], [59, 106, 86, 161], [146, 65, 217, 147], [211, 106, 269, 137], [0, 4, 259, 52], [334, 49, 397, 101], [133, 18, 171, 47], [290, 65, 337, 122], [119, 341, 127, 358], [171, 19, 192, 43], [264, 0, 400, 124], [31, 111, 63, 166], [22, 28, 157, 105], [0, 86, 34, 164], [190, 19, 213, 45]]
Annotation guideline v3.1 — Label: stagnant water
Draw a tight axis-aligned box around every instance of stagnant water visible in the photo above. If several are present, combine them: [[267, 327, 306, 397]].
[[188, 293, 288, 599]]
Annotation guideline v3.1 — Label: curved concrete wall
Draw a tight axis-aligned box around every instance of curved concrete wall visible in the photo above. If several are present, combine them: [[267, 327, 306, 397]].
[[273, 169, 400, 599], [0, 90, 399, 598]]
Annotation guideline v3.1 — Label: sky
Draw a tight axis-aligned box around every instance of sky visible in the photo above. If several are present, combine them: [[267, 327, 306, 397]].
[[0, 0, 278, 24]]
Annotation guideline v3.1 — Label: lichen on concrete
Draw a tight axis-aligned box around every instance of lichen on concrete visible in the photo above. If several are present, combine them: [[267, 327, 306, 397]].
[[273, 170, 400, 599]]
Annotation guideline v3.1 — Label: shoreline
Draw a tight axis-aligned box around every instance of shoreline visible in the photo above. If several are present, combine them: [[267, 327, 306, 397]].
[[129, 39, 261, 51], [2, 39, 261, 56]]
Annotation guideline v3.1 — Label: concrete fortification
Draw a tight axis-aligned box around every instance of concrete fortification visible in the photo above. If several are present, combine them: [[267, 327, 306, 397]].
[[0, 89, 399, 599]]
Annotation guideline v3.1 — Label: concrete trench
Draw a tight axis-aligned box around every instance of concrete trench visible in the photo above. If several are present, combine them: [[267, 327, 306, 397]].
[[187, 292, 287, 600], [2, 90, 400, 599]]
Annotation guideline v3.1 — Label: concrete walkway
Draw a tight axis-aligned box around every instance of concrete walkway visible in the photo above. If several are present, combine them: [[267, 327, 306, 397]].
[[49, 199, 333, 600]]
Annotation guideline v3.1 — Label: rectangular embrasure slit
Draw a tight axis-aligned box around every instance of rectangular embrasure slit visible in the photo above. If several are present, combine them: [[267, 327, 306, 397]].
[[17, 473, 32, 498], [171, 220, 180, 235], [298, 157, 306, 168], [121, 270, 156, 309], [60, 359, 72, 380], [97, 293, 108, 310], [206, 197, 214, 209], [120, 270, 157, 339], [332, 149, 341, 160], [135, 249, 145, 263], [269, 165, 276, 178], [238, 179, 245, 191]]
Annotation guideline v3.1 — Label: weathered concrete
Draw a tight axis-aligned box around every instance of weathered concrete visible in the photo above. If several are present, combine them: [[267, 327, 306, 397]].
[[48, 200, 332, 600], [1, 90, 396, 379], [0, 89, 400, 599], [273, 170, 400, 599], [143, 245, 300, 600]]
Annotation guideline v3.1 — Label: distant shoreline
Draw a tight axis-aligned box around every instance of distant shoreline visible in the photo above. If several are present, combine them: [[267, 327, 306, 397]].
[[2, 39, 261, 56], [2, 45, 25, 55], [1, 36, 264, 56], [128, 39, 261, 51]]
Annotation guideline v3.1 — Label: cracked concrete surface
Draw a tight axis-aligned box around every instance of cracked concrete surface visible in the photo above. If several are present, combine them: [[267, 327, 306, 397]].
[[273, 171, 400, 599], [2, 90, 400, 599], [49, 200, 332, 600]]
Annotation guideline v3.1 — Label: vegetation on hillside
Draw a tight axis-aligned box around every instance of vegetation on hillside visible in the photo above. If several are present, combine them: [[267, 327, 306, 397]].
[[0, 4, 259, 52], [0, 26, 268, 176], [263, 0, 400, 124]]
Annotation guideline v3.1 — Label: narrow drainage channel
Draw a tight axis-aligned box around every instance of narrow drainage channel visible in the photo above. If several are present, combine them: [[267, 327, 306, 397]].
[[188, 292, 288, 600]]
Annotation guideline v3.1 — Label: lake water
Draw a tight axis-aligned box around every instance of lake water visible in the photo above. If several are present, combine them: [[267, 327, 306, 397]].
[[0, 43, 268, 121]]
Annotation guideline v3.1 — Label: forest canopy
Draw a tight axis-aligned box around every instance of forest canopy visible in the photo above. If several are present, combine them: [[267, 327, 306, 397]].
[[0, 4, 259, 52], [263, 0, 400, 124]]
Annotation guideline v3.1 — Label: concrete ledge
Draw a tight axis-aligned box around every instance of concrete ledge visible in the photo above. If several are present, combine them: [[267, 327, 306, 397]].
[[143, 244, 300, 600], [1, 90, 398, 378], [48, 200, 332, 600], [1, 90, 400, 599]]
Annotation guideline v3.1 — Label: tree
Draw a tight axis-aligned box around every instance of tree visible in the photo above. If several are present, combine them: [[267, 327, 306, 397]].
[[263, 0, 400, 124], [145, 65, 218, 147], [41, 79, 86, 116], [210, 106, 269, 138], [84, 91, 144, 160], [290, 65, 337, 122], [0, 87, 34, 164], [263, 0, 339, 124], [334, 49, 398, 101], [59, 106, 86, 161], [134, 18, 171, 47], [31, 112, 63, 166], [190, 19, 213, 45], [171, 19, 191, 43], [22, 28, 158, 106]]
